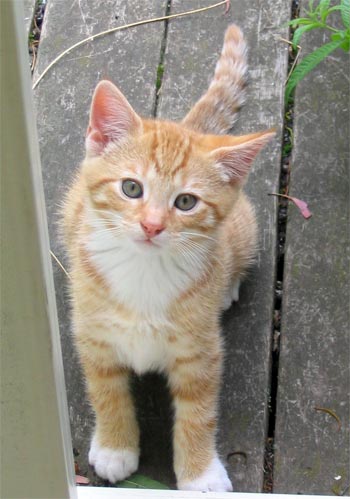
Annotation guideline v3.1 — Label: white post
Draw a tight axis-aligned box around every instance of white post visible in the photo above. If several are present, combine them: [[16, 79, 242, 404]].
[[0, 1, 76, 497]]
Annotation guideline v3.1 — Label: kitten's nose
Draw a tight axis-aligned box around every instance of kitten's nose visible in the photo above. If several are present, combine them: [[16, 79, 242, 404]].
[[140, 221, 164, 238]]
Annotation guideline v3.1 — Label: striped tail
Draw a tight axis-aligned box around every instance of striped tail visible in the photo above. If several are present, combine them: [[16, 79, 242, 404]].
[[182, 25, 248, 135]]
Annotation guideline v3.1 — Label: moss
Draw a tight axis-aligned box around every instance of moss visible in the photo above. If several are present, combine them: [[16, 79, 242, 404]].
[[156, 63, 164, 91]]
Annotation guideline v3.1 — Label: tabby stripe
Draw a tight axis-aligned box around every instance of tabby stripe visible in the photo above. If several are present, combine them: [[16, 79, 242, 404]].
[[88, 364, 127, 379], [79, 245, 107, 287], [171, 141, 192, 176], [174, 353, 201, 366], [151, 127, 161, 174], [203, 199, 225, 222], [90, 177, 116, 191], [172, 379, 217, 402]]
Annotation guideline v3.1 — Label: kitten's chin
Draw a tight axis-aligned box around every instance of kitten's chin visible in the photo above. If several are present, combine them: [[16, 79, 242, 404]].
[[132, 237, 165, 254]]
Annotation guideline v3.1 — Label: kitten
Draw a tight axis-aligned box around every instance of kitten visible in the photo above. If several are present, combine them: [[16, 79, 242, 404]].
[[62, 25, 274, 492]]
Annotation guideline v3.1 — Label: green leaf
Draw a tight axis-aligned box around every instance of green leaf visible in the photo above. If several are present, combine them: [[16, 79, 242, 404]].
[[331, 29, 350, 51], [319, 0, 331, 10], [308, 0, 316, 13], [286, 18, 317, 27], [292, 23, 321, 48], [285, 39, 343, 102], [340, 36, 350, 50], [319, 0, 331, 14], [331, 31, 346, 41], [325, 5, 344, 14], [318, 0, 331, 21], [116, 474, 170, 490], [306, 0, 319, 21], [341, 0, 350, 28]]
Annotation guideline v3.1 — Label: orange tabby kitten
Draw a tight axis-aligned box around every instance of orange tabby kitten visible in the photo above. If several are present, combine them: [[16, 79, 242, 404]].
[[63, 25, 274, 492]]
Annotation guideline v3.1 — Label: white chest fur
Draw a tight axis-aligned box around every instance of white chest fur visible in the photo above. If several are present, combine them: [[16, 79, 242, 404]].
[[85, 226, 205, 322], [112, 323, 171, 374]]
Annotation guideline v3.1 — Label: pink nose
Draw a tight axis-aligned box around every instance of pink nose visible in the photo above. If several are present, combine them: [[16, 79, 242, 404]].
[[141, 221, 164, 238]]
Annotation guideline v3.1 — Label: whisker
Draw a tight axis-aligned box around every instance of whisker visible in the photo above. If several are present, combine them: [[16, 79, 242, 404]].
[[104, 257, 131, 272], [178, 241, 207, 270], [86, 208, 124, 222], [92, 227, 124, 236], [170, 256, 189, 276], [179, 231, 217, 243], [89, 244, 122, 254], [179, 238, 225, 272]]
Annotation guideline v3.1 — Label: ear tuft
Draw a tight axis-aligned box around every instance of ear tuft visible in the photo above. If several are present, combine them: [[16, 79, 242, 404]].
[[86, 80, 142, 157], [211, 129, 276, 183]]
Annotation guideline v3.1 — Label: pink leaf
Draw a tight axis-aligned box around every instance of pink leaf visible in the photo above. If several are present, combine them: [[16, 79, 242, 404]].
[[268, 193, 312, 219], [289, 196, 312, 219], [75, 475, 90, 485]]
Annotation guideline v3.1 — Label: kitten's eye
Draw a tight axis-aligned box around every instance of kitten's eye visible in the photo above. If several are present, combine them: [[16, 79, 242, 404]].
[[122, 179, 143, 198], [174, 194, 197, 211]]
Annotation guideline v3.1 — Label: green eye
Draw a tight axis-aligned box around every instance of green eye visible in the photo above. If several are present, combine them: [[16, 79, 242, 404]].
[[174, 194, 197, 211], [122, 179, 143, 199]]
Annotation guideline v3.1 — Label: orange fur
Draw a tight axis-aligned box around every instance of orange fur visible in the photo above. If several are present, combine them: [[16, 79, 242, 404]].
[[62, 24, 275, 491]]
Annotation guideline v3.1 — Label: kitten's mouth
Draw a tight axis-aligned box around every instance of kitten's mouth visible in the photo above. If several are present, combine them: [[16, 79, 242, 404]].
[[133, 235, 165, 251], [136, 237, 159, 247]]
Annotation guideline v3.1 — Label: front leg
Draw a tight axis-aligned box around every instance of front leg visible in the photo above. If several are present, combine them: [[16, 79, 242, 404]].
[[168, 347, 232, 492], [76, 336, 139, 483]]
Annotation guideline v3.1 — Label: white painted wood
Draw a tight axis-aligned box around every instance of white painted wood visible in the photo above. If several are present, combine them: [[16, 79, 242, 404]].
[[0, 1, 76, 498], [77, 487, 337, 499]]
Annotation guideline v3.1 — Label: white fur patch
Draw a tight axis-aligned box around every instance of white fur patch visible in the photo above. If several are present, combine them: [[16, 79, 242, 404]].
[[89, 435, 139, 483], [86, 215, 207, 321], [222, 279, 240, 311], [178, 456, 233, 492], [112, 322, 171, 374]]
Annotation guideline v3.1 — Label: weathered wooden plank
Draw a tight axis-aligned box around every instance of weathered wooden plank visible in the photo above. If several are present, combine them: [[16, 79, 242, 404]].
[[273, 8, 350, 495], [33, 0, 169, 484], [158, 0, 291, 492]]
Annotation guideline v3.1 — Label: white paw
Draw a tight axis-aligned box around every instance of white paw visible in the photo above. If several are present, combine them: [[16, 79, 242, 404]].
[[222, 279, 241, 311], [178, 456, 233, 492], [89, 436, 139, 483]]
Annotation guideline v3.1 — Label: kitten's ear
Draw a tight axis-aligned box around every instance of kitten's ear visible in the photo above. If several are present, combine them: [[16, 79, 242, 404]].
[[211, 129, 276, 183], [86, 80, 142, 157]]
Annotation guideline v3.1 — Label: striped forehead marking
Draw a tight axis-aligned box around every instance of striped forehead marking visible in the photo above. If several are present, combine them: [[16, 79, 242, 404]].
[[149, 124, 193, 177]]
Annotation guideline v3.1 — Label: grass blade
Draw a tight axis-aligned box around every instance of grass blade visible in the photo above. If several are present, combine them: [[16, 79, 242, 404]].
[[285, 39, 343, 101]]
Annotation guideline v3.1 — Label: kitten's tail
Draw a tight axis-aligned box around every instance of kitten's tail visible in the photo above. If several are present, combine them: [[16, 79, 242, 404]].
[[182, 24, 247, 135]]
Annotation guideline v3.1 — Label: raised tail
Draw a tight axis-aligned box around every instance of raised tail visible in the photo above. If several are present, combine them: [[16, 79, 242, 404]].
[[182, 25, 248, 135]]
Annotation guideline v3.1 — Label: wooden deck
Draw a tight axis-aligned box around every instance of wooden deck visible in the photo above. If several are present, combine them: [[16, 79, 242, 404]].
[[32, 0, 349, 494]]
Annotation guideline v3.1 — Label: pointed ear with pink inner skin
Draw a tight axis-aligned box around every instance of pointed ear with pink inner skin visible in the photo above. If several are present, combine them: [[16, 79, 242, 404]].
[[86, 80, 142, 157], [211, 129, 276, 183]]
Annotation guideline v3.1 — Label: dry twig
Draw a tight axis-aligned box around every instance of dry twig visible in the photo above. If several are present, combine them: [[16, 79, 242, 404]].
[[277, 37, 302, 86], [50, 250, 71, 280], [314, 406, 342, 432]]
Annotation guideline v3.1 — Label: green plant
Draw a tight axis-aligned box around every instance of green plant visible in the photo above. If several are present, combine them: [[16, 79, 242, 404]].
[[285, 0, 350, 102], [116, 473, 169, 489]]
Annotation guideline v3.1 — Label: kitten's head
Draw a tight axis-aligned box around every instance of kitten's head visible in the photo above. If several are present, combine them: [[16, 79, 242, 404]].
[[83, 80, 274, 255]]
